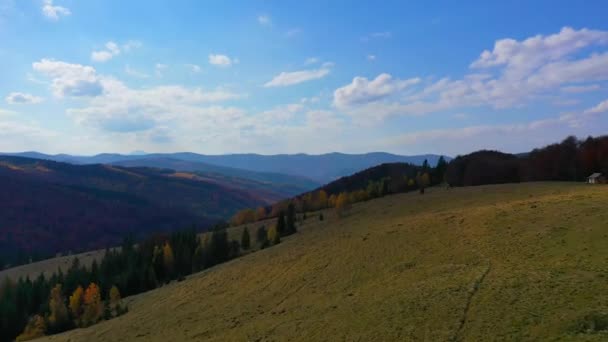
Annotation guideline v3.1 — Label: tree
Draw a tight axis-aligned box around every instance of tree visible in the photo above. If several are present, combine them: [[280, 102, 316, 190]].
[[276, 212, 286, 236], [69, 286, 84, 323], [286, 203, 297, 235], [267, 226, 280, 245], [417, 172, 430, 194], [109, 286, 121, 307], [16, 315, 46, 341], [335, 192, 350, 216], [162, 242, 175, 281], [48, 284, 69, 333], [82, 283, 102, 326], [255, 226, 269, 248], [434, 156, 448, 184], [255, 207, 267, 221], [241, 227, 251, 250]]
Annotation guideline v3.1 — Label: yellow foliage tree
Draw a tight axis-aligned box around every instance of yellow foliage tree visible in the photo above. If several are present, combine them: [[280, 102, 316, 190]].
[[163, 242, 175, 277], [408, 178, 415, 187], [69, 285, 84, 322], [82, 283, 103, 326], [16, 315, 46, 341], [328, 194, 337, 208], [109, 285, 121, 307], [335, 192, 351, 216], [315, 190, 328, 210], [48, 284, 69, 331], [267, 225, 280, 245]]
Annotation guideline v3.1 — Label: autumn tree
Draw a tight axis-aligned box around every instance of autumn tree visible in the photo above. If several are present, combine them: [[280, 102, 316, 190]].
[[163, 242, 175, 281], [231, 208, 256, 226], [48, 284, 69, 333], [82, 283, 103, 326], [109, 286, 121, 307], [335, 192, 350, 216], [241, 227, 251, 250], [255, 206, 267, 221], [267, 226, 281, 245], [16, 315, 46, 341], [417, 172, 430, 194], [69, 286, 84, 323]]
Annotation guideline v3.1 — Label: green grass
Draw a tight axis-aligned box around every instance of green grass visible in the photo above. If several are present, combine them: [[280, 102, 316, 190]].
[[35, 182, 608, 341]]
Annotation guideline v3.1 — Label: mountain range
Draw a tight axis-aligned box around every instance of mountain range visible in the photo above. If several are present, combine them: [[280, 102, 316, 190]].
[[1, 151, 448, 183]]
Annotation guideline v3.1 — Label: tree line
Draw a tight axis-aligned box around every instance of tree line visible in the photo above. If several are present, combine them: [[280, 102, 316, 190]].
[[230, 158, 448, 225], [446, 135, 608, 186]]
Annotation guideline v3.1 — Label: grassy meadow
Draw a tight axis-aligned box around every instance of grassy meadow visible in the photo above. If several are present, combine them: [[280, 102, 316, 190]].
[[29, 182, 608, 341]]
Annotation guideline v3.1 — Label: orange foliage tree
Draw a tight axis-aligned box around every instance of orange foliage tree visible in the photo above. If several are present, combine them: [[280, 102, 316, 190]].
[[82, 283, 103, 326]]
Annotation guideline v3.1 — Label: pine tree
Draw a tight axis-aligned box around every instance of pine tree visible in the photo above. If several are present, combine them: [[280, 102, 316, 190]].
[[276, 211, 286, 236], [241, 227, 251, 250], [255, 226, 269, 249], [286, 203, 296, 235]]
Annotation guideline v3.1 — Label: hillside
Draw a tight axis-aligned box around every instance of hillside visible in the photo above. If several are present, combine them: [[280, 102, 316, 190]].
[[2, 151, 448, 183], [0, 156, 272, 266], [111, 157, 319, 197], [39, 182, 608, 341]]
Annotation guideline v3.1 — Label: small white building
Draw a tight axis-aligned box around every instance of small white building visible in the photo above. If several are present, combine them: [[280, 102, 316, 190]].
[[587, 173, 604, 184]]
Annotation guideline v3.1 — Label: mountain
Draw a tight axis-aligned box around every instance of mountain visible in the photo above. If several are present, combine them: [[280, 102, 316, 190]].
[[1, 151, 449, 183], [0, 156, 273, 266], [111, 157, 319, 197]]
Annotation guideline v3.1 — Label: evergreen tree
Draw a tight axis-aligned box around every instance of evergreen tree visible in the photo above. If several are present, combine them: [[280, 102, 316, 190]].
[[276, 211, 286, 236], [241, 227, 251, 250], [255, 226, 269, 249], [286, 203, 297, 235]]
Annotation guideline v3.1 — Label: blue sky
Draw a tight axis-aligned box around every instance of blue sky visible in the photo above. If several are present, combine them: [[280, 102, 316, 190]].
[[1, 0, 608, 156]]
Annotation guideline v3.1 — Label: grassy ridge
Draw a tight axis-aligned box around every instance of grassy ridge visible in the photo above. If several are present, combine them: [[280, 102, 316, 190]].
[[40, 183, 608, 341]]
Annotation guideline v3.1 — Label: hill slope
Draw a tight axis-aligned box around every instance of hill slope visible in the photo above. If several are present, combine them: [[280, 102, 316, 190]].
[[0, 156, 271, 265], [41, 182, 608, 341]]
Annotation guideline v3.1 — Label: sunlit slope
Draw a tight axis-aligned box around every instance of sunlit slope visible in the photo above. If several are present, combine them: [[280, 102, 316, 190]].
[[42, 183, 608, 341]]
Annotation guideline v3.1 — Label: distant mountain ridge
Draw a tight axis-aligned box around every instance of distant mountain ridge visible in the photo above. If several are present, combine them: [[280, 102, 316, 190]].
[[1, 151, 450, 183]]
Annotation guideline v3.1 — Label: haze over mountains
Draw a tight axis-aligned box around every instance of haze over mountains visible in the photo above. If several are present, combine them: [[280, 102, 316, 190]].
[[2, 151, 447, 184]]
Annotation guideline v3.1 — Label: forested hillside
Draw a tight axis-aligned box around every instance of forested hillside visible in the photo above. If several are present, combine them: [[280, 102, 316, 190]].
[[447, 135, 608, 186], [0, 157, 271, 268]]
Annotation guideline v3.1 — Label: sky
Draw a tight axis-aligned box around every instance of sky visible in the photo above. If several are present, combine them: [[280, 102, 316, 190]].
[[1, 0, 608, 157]]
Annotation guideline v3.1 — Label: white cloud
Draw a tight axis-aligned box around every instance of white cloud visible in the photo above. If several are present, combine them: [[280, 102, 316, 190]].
[[33, 59, 104, 97], [367, 54, 376, 61], [264, 67, 331, 87], [91, 41, 121, 62], [334, 73, 420, 108], [334, 27, 608, 122], [42, 0, 70, 21], [5, 92, 43, 104], [208, 54, 233, 67], [185, 64, 201, 73], [585, 99, 608, 114], [257, 14, 271, 26]]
